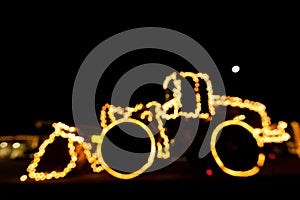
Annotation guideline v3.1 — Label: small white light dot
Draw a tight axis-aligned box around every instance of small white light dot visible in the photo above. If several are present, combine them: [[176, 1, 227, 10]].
[[232, 65, 240, 73], [12, 142, 21, 149], [0, 142, 8, 148]]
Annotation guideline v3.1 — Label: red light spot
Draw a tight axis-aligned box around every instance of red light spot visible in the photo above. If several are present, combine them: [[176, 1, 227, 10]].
[[206, 169, 213, 176], [268, 153, 276, 160]]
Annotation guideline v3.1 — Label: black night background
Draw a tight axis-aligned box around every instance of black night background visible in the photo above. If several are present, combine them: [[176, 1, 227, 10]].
[[0, 4, 299, 197], [1, 13, 299, 134]]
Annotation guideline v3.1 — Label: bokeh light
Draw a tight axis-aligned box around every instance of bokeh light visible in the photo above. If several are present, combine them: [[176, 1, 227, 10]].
[[232, 65, 240, 73]]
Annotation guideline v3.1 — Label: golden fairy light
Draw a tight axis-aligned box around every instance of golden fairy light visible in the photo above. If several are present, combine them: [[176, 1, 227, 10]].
[[287, 121, 300, 158], [92, 118, 156, 179], [21, 70, 292, 181], [20, 122, 103, 182], [210, 115, 265, 177]]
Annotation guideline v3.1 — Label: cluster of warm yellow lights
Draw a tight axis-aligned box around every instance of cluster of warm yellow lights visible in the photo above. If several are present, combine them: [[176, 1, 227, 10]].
[[21, 71, 292, 181], [287, 121, 300, 158], [20, 122, 104, 182]]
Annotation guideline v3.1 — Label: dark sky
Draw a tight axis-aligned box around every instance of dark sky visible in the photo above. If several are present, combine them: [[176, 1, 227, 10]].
[[1, 7, 299, 135]]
